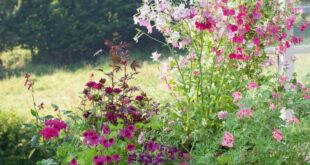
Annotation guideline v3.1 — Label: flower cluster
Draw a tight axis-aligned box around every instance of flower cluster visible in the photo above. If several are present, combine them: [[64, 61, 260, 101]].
[[40, 119, 66, 140]]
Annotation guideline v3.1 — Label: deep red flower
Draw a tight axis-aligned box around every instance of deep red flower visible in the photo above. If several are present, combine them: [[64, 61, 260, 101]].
[[113, 88, 122, 94], [126, 144, 135, 152], [135, 95, 144, 101], [105, 87, 113, 94]]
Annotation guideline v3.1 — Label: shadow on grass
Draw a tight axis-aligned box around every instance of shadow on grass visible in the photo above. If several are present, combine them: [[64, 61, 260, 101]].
[[0, 48, 158, 80]]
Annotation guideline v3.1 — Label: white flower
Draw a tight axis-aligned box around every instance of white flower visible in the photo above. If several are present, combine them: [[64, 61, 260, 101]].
[[280, 107, 295, 121], [151, 51, 161, 61]]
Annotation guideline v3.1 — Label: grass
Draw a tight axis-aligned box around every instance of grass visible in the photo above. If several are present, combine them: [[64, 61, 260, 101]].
[[0, 49, 309, 119]]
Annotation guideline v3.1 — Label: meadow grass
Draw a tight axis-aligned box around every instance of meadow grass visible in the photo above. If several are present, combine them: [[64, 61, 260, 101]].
[[0, 61, 172, 118], [0, 50, 309, 119]]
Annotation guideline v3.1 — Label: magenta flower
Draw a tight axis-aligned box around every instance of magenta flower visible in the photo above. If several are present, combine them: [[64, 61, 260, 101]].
[[232, 35, 244, 44], [112, 154, 120, 163], [300, 22, 309, 32], [237, 109, 253, 118], [221, 131, 234, 148], [93, 83, 103, 90], [93, 156, 105, 165], [272, 128, 283, 142], [126, 144, 135, 152], [304, 95, 310, 100], [195, 18, 215, 32], [83, 130, 99, 146], [232, 91, 242, 102], [119, 128, 134, 139], [105, 87, 113, 94], [252, 37, 260, 47], [70, 159, 78, 165], [217, 111, 229, 120], [135, 95, 144, 101], [44, 119, 67, 131], [85, 81, 96, 88], [113, 88, 122, 94], [100, 138, 115, 148], [145, 141, 159, 152], [40, 127, 59, 140], [101, 124, 110, 135]]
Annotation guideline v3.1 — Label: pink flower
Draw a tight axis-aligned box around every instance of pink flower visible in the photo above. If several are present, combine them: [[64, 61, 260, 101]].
[[70, 159, 78, 165], [44, 119, 67, 131], [101, 124, 110, 135], [286, 15, 296, 30], [288, 116, 300, 124], [272, 93, 281, 99], [272, 128, 283, 142], [232, 35, 244, 44], [252, 10, 262, 20], [193, 69, 200, 76], [300, 22, 309, 32], [135, 95, 144, 101], [247, 81, 258, 90], [237, 109, 253, 118], [195, 18, 215, 32], [105, 87, 113, 94], [227, 24, 238, 32], [151, 51, 161, 61], [279, 75, 287, 86], [112, 88, 121, 94], [112, 154, 120, 163], [252, 37, 260, 47], [221, 131, 234, 148], [269, 102, 277, 110], [137, 19, 152, 33], [100, 138, 115, 148], [83, 130, 99, 146], [126, 144, 135, 152], [40, 127, 59, 140], [217, 111, 228, 120], [304, 95, 310, 100], [85, 81, 96, 88], [232, 91, 242, 102]]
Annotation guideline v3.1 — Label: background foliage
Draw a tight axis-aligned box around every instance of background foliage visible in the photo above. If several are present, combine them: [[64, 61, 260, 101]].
[[0, 0, 153, 64]]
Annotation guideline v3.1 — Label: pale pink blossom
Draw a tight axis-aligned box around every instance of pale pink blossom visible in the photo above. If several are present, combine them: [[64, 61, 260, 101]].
[[286, 15, 296, 30], [272, 128, 283, 142], [193, 69, 200, 76], [237, 109, 253, 118], [138, 132, 144, 144], [221, 131, 234, 148], [272, 93, 281, 99], [151, 51, 161, 61], [279, 75, 288, 86], [269, 102, 277, 110], [288, 116, 300, 124], [217, 111, 229, 120], [232, 91, 242, 102], [247, 81, 258, 90]]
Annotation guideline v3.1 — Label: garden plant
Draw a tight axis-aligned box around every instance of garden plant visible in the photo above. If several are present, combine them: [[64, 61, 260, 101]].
[[26, 0, 310, 164]]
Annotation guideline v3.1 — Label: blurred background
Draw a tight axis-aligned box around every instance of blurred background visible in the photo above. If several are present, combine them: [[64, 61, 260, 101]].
[[0, 0, 309, 164]]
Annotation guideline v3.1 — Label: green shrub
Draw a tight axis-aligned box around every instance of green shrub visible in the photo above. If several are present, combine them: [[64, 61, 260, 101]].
[[0, 111, 45, 165]]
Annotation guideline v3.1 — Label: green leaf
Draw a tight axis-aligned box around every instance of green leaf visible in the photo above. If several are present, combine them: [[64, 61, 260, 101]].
[[28, 148, 36, 159], [30, 109, 38, 117]]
